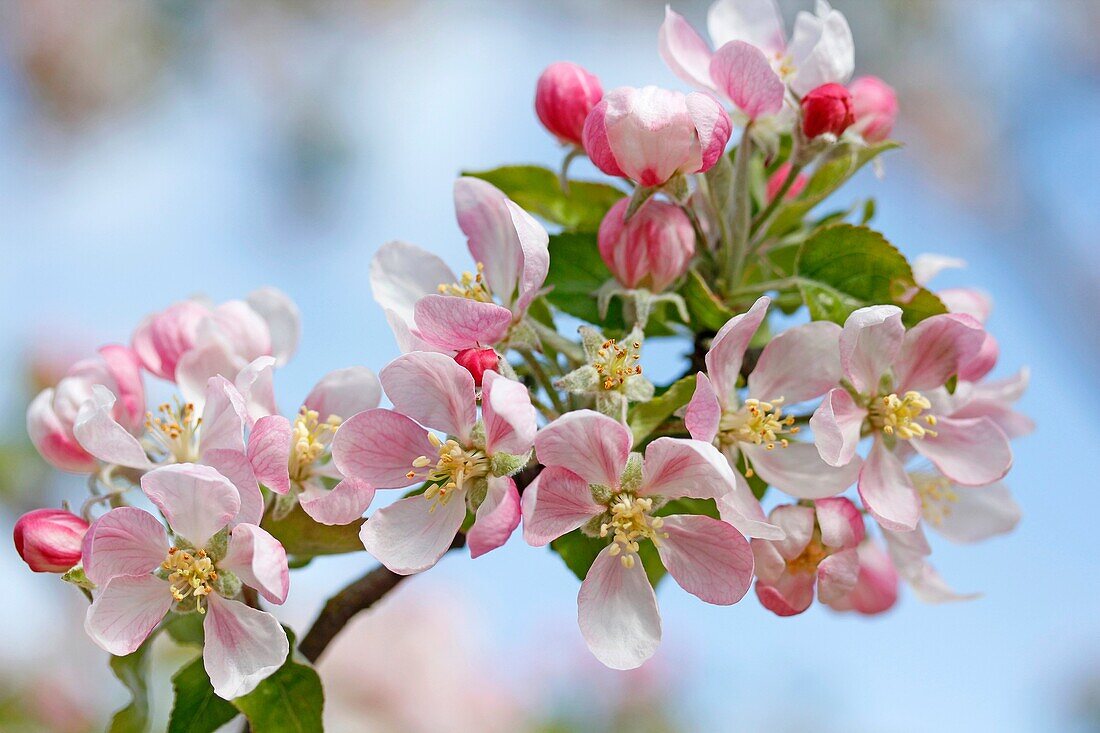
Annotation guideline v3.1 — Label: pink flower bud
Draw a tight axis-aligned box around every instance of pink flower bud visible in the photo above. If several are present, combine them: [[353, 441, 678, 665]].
[[535, 62, 603, 147], [849, 75, 898, 143], [800, 83, 855, 139], [454, 348, 499, 387], [765, 163, 809, 202], [14, 508, 89, 573], [598, 197, 695, 292], [583, 86, 732, 187]]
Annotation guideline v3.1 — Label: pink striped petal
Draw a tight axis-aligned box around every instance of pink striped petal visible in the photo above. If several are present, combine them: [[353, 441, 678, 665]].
[[199, 376, 250, 456], [641, 438, 734, 500], [911, 416, 1012, 486], [659, 7, 716, 91], [84, 574, 172, 655], [73, 386, 154, 470], [522, 466, 602, 547], [380, 351, 477, 441], [247, 415, 292, 495], [370, 240, 456, 326], [931, 481, 1020, 544], [233, 357, 278, 422], [28, 388, 97, 473], [467, 476, 521, 559], [304, 367, 381, 422], [859, 440, 920, 532], [742, 441, 860, 499], [201, 449, 264, 527], [686, 92, 733, 173], [413, 295, 513, 352], [140, 464, 241, 547], [709, 40, 784, 119], [840, 305, 904, 394], [220, 523, 289, 605], [715, 470, 785, 540], [816, 548, 860, 605], [578, 544, 661, 670], [768, 504, 816, 561], [810, 388, 867, 467], [749, 321, 842, 403], [82, 507, 168, 585], [707, 0, 786, 54], [894, 313, 987, 393], [755, 571, 815, 616], [683, 372, 721, 444], [657, 514, 753, 605], [359, 494, 466, 575], [332, 408, 436, 489], [97, 344, 146, 433], [203, 594, 289, 699], [299, 478, 376, 526], [246, 287, 301, 366], [827, 540, 899, 615], [705, 296, 769, 408], [534, 410, 631, 487], [482, 371, 537, 457], [814, 496, 865, 550]]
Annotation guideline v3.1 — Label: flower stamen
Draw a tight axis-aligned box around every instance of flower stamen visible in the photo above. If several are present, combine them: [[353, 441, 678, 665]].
[[162, 547, 217, 614], [144, 399, 201, 462], [409, 434, 489, 511], [290, 406, 341, 482], [720, 396, 799, 450], [872, 391, 938, 440], [599, 493, 668, 568], [592, 339, 643, 392], [438, 262, 492, 302]]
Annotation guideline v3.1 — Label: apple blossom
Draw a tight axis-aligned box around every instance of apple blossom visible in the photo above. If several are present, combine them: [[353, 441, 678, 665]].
[[809, 306, 1013, 532], [849, 75, 898, 143], [27, 344, 144, 473], [684, 296, 862, 501], [13, 508, 89, 573], [81, 463, 289, 699], [370, 178, 549, 353], [556, 326, 654, 422], [752, 497, 864, 616], [582, 86, 732, 187], [523, 409, 754, 668], [332, 353, 536, 573], [824, 539, 899, 615], [598, 197, 695, 293], [535, 61, 603, 147], [800, 82, 855, 139]]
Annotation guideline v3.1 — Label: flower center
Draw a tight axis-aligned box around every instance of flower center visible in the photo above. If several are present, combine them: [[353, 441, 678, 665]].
[[913, 473, 959, 526], [290, 406, 341, 482], [600, 493, 667, 569], [144, 400, 201, 462], [592, 338, 642, 391], [438, 262, 492, 302], [871, 391, 938, 440], [719, 397, 799, 450], [162, 547, 217, 614], [409, 434, 489, 510], [786, 534, 829, 575]]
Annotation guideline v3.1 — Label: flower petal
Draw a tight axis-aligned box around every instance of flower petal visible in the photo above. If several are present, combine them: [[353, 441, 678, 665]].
[[859, 440, 920, 532], [742, 441, 860, 499], [641, 437, 734, 500], [755, 571, 816, 616], [893, 313, 987, 393], [930, 481, 1020, 544], [705, 296, 769, 409], [816, 547, 860, 605], [359, 494, 466, 575], [578, 544, 662, 670], [413, 295, 513, 351], [380, 351, 477, 441], [200, 376, 250, 456], [27, 387, 97, 473], [233, 357, 278, 422], [220, 523, 290, 605], [82, 507, 169, 585], [839, 305, 904, 394], [85, 574, 172, 656], [203, 594, 289, 699], [715, 470, 785, 540], [534, 410, 632, 487], [482, 370, 537, 457], [814, 496, 865, 550], [787, 2, 854, 96], [176, 340, 242, 412], [809, 388, 866, 467], [247, 415, 292, 495], [73, 385, 154, 470], [707, 0, 786, 54], [369, 240, 456, 325], [201, 449, 264, 527], [912, 416, 1012, 486], [140, 463, 241, 547], [709, 40, 784, 119], [299, 478, 376, 526], [332, 408, 435, 489], [522, 466, 603, 547], [303, 367, 382, 422], [657, 514, 753, 605], [749, 321, 842, 403], [467, 475, 521, 559], [883, 526, 979, 603], [659, 7, 716, 91], [827, 540, 899, 615], [683, 372, 721, 444], [768, 504, 816, 561], [246, 287, 301, 367]]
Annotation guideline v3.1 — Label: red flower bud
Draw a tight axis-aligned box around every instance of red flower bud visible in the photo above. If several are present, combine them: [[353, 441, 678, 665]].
[[14, 508, 89, 573], [535, 62, 603, 147], [454, 348, 499, 387], [849, 75, 898, 143], [598, 197, 695, 293], [765, 163, 809, 202], [800, 83, 855, 139]]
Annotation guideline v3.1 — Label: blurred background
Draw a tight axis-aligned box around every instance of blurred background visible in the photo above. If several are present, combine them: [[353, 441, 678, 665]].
[[1, 1, 1098, 731]]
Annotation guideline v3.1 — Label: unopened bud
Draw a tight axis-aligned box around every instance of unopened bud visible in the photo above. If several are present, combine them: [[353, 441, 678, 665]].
[[14, 508, 89, 573], [801, 83, 856, 139], [598, 197, 695, 293], [849, 76, 898, 143], [454, 348, 499, 387], [535, 62, 603, 147]]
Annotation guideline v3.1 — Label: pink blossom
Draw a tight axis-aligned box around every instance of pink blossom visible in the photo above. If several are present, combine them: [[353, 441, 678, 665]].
[[800, 82, 855, 139], [824, 539, 899, 615], [243, 361, 383, 525], [14, 508, 89, 573], [27, 344, 145, 473], [370, 178, 549, 353], [597, 197, 695, 292], [752, 497, 865, 616], [809, 306, 1013, 532], [881, 524, 980, 603], [523, 409, 754, 669], [535, 61, 603, 146], [684, 296, 861, 506], [765, 162, 808, 201], [82, 463, 289, 699], [849, 75, 898, 143], [659, 0, 855, 106], [333, 353, 537, 573], [582, 86, 732, 187], [131, 287, 300, 401]]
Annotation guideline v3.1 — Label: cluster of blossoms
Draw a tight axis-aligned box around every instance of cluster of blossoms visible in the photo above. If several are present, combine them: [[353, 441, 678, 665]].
[[13, 0, 1029, 724]]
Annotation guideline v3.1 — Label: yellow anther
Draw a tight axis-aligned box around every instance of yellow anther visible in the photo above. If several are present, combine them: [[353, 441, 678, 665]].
[[412, 437, 489, 511], [289, 406, 341, 482], [591, 338, 643, 391], [720, 396, 798, 448], [162, 546, 218, 614], [600, 494, 668, 568], [438, 262, 492, 302], [872, 391, 939, 441], [144, 398, 202, 462], [913, 473, 959, 526]]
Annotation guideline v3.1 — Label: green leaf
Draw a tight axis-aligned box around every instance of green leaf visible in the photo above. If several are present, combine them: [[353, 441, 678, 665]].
[[168, 656, 239, 733], [680, 269, 734, 331], [261, 505, 364, 557], [233, 630, 324, 733], [164, 612, 205, 647], [463, 165, 625, 231], [550, 530, 666, 588], [544, 232, 615, 326], [796, 224, 947, 328], [108, 643, 153, 733], [627, 374, 696, 446], [656, 497, 720, 520]]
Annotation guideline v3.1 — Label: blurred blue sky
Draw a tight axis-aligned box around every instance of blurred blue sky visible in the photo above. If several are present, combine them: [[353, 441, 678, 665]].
[[1, 1, 1098, 731]]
